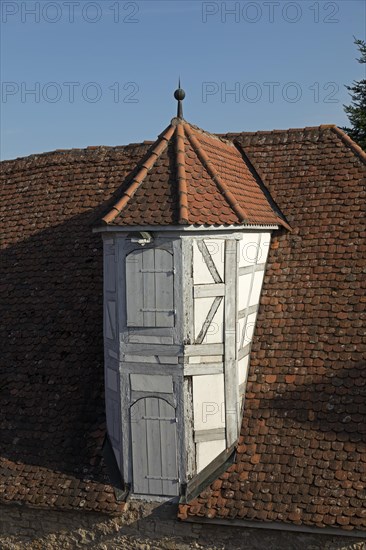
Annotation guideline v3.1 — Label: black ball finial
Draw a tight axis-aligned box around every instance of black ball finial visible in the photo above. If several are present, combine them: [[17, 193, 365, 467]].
[[174, 80, 185, 119], [174, 88, 186, 101]]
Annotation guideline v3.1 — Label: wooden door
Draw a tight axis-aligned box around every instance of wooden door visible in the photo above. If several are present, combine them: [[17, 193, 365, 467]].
[[130, 397, 179, 496], [126, 248, 174, 328]]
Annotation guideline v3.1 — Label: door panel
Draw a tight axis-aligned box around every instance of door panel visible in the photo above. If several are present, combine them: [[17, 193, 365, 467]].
[[126, 248, 174, 328], [130, 397, 179, 496]]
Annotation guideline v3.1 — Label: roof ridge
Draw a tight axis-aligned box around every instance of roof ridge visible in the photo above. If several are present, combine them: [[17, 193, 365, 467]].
[[176, 123, 189, 224], [184, 123, 248, 224], [101, 124, 175, 224], [0, 143, 151, 165], [184, 120, 235, 148], [331, 126, 366, 165], [220, 124, 339, 138]]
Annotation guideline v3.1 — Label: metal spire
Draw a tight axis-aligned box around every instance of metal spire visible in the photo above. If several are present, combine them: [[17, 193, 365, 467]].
[[174, 78, 186, 119]]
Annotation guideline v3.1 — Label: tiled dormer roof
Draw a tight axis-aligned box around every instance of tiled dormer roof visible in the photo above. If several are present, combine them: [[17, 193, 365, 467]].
[[0, 125, 365, 531], [98, 118, 290, 229]]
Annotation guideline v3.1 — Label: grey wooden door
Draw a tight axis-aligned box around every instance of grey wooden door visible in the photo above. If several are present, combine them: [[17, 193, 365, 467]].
[[130, 397, 179, 496], [126, 248, 174, 328]]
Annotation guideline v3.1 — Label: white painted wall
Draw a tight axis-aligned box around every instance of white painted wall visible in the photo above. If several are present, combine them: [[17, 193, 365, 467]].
[[193, 374, 226, 431], [196, 439, 226, 471], [102, 229, 273, 490], [238, 233, 261, 267], [194, 297, 224, 344], [237, 231, 271, 401], [237, 356, 249, 388], [193, 239, 225, 284]]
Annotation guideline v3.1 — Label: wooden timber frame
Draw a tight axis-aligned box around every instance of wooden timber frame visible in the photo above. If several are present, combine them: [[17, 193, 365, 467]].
[[99, 226, 277, 499]]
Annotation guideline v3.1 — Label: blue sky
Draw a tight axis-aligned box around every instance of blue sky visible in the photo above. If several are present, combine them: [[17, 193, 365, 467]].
[[1, 0, 365, 159]]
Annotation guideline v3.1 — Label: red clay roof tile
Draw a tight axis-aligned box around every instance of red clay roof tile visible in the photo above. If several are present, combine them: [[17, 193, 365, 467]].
[[98, 119, 289, 228], [0, 125, 365, 530], [179, 125, 366, 531]]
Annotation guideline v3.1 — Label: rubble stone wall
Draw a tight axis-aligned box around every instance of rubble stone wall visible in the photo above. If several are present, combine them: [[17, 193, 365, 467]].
[[1, 503, 365, 550]]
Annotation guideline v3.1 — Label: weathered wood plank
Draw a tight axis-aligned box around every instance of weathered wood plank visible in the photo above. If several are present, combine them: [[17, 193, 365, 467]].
[[126, 250, 144, 327], [238, 303, 258, 320], [158, 355, 179, 364], [122, 363, 183, 376], [193, 283, 225, 298], [105, 254, 116, 292], [124, 354, 159, 364], [239, 262, 266, 276], [159, 399, 179, 495], [131, 398, 149, 494], [130, 391, 176, 408], [127, 327, 172, 337], [142, 248, 156, 327], [182, 238, 194, 345], [195, 296, 223, 344], [224, 239, 238, 447], [184, 363, 224, 376], [183, 378, 195, 479], [172, 237, 184, 348], [155, 248, 175, 327], [194, 427, 226, 443], [128, 334, 173, 345], [124, 343, 182, 356], [120, 371, 130, 485], [146, 397, 162, 494], [105, 301, 116, 340], [184, 343, 224, 356], [130, 374, 173, 393], [238, 343, 251, 361]]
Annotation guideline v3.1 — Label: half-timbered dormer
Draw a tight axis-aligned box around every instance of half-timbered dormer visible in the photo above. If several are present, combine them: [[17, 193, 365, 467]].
[[94, 88, 290, 499]]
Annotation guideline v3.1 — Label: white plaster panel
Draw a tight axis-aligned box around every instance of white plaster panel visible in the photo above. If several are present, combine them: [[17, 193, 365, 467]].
[[238, 233, 260, 267], [237, 356, 249, 386], [258, 232, 271, 264], [193, 374, 225, 431], [237, 317, 246, 351], [106, 368, 118, 392], [196, 439, 226, 472], [205, 299, 224, 344], [244, 312, 258, 346], [203, 239, 225, 281], [249, 270, 265, 307], [194, 297, 213, 340], [193, 240, 214, 284], [130, 374, 173, 393], [238, 273, 252, 311]]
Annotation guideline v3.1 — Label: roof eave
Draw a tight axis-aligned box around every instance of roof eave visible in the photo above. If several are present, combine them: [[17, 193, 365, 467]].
[[93, 223, 280, 234]]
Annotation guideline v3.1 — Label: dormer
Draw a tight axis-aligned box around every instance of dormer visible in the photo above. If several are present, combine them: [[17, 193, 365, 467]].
[[94, 87, 290, 500]]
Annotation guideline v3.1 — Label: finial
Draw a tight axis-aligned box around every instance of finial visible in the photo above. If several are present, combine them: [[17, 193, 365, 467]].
[[174, 78, 185, 119]]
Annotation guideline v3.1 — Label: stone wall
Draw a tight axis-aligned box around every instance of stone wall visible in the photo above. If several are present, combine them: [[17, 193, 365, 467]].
[[0, 502, 365, 550]]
